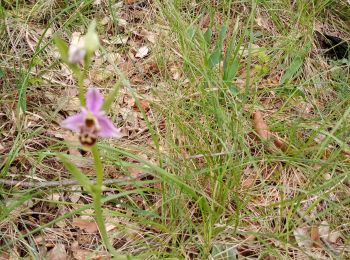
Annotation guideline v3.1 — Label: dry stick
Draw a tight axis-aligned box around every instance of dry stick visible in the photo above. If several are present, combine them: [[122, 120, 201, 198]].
[[187, 151, 234, 160], [0, 151, 233, 188], [0, 173, 149, 188]]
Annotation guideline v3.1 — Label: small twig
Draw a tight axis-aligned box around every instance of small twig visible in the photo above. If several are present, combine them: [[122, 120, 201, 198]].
[[0, 173, 150, 188], [187, 151, 235, 160]]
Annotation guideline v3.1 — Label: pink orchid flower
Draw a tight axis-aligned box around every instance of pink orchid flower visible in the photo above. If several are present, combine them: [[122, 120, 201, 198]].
[[61, 88, 122, 146]]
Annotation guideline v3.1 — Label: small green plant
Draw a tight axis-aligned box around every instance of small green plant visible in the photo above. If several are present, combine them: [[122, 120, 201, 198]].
[[54, 21, 125, 258]]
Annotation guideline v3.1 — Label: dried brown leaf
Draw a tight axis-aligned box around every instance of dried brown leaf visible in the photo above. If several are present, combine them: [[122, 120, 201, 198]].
[[46, 244, 67, 260], [0, 252, 10, 260], [241, 167, 256, 188], [200, 14, 211, 28], [252, 110, 287, 151], [71, 241, 91, 260], [170, 65, 180, 80], [310, 226, 321, 247], [124, 0, 139, 4], [127, 166, 143, 178], [72, 218, 98, 233], [252, 110, 272, 140], [328, 231, 342, 244], [133, 99, 150, 112], [140, 29, 156, 44]]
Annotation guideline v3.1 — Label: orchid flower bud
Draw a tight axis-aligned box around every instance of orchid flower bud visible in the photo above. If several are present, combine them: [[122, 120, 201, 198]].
[[84, 20, 100, 54]]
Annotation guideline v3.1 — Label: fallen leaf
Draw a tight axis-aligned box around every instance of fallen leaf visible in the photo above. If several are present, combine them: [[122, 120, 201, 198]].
[[69, 185, 82, 203], [241, 166, 256, 188], [101, 16, 110, 26], [294, 227, 313, 248], [328, 231, 342, 244], [0, 251, 10, 260], [103, 36, 129, 45], [105, 52, 123, 65], [255, 10, 274, 32], [72, 218, 98, 233], [318, 221, 330, 241], [211, 244, 238, 259], [133, 99, 150, 112], [71, 241, 92, 260], [0, 143, 4, 152], [170, 65, 180, 80], [252, 110, 272, 140], [200, 13, 210, 28], [140, 29, 156, 44], [310, 226, 321, 247], [46, 244, 67, 260], [117, 18, 128, 28], [144, 62, 159, 74], [49, 193, 61, 202], [252, 110, 287, 151], [127, 165, 143, 178], [124, 0, 139, 4], [135, 46, 149, 58]]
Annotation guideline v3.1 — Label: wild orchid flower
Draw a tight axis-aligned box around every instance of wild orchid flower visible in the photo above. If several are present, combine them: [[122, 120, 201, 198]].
[[61, 88, 122, 146]]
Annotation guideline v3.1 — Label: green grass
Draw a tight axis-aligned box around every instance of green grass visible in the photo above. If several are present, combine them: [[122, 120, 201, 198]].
[[1, 0, 350, 258]]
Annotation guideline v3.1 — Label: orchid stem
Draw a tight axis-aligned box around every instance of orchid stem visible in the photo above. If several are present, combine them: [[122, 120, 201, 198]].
[[78, 71, 85, 106], [91, 145, 118, 256]]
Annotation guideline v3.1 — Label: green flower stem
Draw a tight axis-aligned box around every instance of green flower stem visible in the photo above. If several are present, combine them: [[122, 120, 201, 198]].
[[91, 145, 118, 256], [77, 71, 85, 106]]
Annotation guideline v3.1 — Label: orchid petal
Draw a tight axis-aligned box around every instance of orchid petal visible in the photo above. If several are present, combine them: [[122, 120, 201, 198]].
[[86, 88, 104, 113], [96, 114, 122, 138], [61, 112, 86, 132], [68, 44, 86, 64]]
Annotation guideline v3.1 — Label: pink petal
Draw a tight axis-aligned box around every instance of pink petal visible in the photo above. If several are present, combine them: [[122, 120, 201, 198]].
[[61, 112, 86, 132], [96, 114, 122, 138], [86, 88, 103, 113]]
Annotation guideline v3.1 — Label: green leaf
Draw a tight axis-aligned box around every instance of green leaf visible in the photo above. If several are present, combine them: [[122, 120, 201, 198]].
[[223, 57, 239, 83], [53, 35, 69, 63], [102, 80, 122, 111], [203, 27, 212, 46], [223, 34, 239, 82], [280, 56, 303, 85], [186, 25, 195, 40], [58, 154, 93, 193], [228, 85, 239, 95], [208, 25, 227, 69], [275, 84, 305, 98]]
